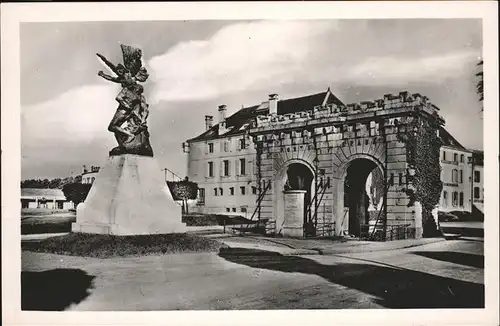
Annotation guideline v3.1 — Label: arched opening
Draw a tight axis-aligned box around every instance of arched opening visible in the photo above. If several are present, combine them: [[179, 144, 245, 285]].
[[343, 158, 384, 237], [284, 163, 314, 226]]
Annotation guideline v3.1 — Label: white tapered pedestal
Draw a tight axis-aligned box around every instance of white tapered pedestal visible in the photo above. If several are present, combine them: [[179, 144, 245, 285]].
[[72, 154, 186, 235]]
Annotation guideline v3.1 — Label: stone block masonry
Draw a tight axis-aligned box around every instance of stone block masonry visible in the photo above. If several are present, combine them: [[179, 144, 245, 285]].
[[248, 90, 443, 240]]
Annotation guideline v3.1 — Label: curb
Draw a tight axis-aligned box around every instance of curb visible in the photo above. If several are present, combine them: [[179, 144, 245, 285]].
[[220, 237, 447, 256], [220, 240, 320, 256], [317, 238, 446, 255], [21, 232, 69, 242]]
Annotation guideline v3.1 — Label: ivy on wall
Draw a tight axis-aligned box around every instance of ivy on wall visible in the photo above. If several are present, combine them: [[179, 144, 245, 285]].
[[397, 110, 443, 237]]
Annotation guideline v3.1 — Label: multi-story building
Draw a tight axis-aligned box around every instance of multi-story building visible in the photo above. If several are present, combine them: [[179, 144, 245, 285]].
[[184, 105, 259, 217], [471, 150, 484, 213], [438, 129, 473, 213], [184, 88, 481, 239]]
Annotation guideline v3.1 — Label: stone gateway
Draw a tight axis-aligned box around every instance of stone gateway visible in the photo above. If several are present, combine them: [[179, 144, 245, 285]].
[[184, 88, 450, 240]]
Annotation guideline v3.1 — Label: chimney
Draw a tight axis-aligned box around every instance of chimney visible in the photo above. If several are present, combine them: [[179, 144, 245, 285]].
[[218, 105, 227, 135], [82, 165, 88, 174], [205, 115, 214, 131], [269, 93, 278, 115]]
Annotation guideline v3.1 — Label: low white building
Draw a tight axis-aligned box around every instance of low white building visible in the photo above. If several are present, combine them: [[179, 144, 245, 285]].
[[21, 188, 74, 210]]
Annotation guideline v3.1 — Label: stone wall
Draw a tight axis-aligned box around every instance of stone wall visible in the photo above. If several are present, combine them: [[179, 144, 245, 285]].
[[251, 91, 443, 239]]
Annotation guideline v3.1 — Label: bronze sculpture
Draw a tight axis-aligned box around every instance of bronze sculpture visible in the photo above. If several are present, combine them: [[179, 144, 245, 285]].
[[97, 45, 153, 157]]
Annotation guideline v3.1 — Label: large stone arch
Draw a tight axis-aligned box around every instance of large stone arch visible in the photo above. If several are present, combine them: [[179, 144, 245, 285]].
[[331, 151, 387, 236]]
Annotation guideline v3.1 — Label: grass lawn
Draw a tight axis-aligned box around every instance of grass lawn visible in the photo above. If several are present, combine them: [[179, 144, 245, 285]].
[[21, 212, 253, 235], [21, 232, 228, 258], [21, 214, 76, 235]]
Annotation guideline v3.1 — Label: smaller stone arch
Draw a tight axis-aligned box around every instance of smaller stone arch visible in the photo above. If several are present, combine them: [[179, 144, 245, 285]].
[[273, 157, 318, 236]]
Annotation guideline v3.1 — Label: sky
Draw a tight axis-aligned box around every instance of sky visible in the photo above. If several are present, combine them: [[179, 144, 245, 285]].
[[20, 19, 483, 180]]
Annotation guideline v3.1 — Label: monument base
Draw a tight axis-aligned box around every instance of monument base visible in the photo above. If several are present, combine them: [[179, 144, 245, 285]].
[[282, 190, 306, 238], [72, 154, 186, 236]]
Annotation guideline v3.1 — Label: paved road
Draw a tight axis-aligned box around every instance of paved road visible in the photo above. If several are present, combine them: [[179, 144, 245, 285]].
[[21, 239, 484, 310]]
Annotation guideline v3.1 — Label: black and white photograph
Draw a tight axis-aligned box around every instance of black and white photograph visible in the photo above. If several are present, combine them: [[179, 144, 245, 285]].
[[2, 2, 498, 326]]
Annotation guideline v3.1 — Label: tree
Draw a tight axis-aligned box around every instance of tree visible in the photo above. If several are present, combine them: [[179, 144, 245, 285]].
[[49, 178, 62, 189], [62, 183, 92, 207], [476, 60, 483, 109], [166, 178, 198, 214]]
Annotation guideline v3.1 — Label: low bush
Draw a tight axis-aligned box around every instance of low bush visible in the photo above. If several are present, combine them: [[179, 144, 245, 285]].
[[181, 213, 255, 226], [21, 233, 228, 258]]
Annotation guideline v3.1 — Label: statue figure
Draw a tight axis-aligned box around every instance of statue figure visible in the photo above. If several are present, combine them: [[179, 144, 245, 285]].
[[97, 45, 153, 157]]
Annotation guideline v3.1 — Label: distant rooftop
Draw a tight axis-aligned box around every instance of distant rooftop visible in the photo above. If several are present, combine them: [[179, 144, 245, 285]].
[[21, 188, 67, 200]]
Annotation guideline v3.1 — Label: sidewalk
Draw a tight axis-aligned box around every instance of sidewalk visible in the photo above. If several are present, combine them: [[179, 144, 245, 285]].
[[216, 234, 446, 256]]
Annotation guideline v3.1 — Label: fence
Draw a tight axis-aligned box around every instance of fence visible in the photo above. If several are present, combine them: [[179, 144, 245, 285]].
[[359, 223, 415, 241], [315, 222, 336, 238]]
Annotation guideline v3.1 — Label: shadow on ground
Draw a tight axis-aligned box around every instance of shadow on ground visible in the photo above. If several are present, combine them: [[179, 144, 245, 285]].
[[219, 248, 484, 309], [412, 251, 484, 268], [22, 268, 95, 310]]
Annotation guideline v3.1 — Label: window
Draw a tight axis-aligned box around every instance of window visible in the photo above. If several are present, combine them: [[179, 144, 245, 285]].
[[443, 191, 448, 206], [241, 207, 247, 213], [452, 169, 458, 183], [460, 154, 464, 163], [239, 138, 246, 150], [459, 192, 464, 207], [226, 208, 230, 212], [223, 160, 230, 176], [459, 170, 463, 183], [91, 177, 95, 184], [252, 186, 257, 195], [232, 208, 237, 212], [213, 188, 218, 196], [442, 151, 446, 161], [208, 143, 214, 153], [208, 162, 214, 177], [198, 188, 205, 204], [474, 187, 480, 199], [230, 187, 234, 195], [239, 158, 246, 175], [240, 186, 246, 195], [223, 141, 230, 152], [452, 192, 458, 207], [219, 187, 223, 196], [474, 170, 480, 183], [454, 153, 458, 162]]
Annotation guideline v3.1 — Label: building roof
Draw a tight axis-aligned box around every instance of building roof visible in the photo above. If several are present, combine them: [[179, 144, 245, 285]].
[[439, 127, 467, 150], [188, 89, 344, 142], [21, 188, 67, 200]]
